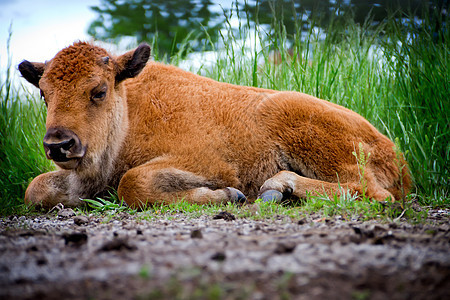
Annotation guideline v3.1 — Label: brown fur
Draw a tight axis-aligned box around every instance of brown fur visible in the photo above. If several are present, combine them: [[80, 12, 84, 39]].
[[19, 42, 410, 209]]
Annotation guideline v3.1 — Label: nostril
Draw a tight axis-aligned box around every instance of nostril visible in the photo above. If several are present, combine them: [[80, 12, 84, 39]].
[[43, 139, 77, 162], [43, 128, 85, 163], [61, 139, 75, 151], [44, 139, 75, 151]]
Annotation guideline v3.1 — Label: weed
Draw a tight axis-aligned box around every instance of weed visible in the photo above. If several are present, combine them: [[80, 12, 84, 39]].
[[277, 272, 295, 300], [79, 191, 137, 217], [138, 264, 152, 279], [352, 290, 371, 300]]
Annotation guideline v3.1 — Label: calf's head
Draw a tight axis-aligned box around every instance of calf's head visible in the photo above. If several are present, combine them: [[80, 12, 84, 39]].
[[19, 42, 151, 170]]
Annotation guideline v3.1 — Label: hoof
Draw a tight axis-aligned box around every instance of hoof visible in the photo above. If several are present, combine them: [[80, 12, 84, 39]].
[[226, 187, 248, 205], [259, 190, 283, 203]]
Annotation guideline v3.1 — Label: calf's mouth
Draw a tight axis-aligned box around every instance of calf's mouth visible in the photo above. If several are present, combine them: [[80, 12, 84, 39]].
[[43, 127, 86, 169]]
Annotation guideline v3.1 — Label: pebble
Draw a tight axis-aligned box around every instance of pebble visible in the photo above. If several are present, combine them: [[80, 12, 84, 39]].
[[297, 218, 307, 225], [213, 211, 236, 221], [63, 232, 88, 246], [190, 229, 203, 239], [99, 237, 136, 252], [74, 216, 89, 226], [58, 209, 76, 219], [211, 252, 226, 261]]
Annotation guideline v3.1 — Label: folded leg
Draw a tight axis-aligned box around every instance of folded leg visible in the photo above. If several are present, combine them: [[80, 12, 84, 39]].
[[25, 170, 84, 208], [117, 158, 246, 208]]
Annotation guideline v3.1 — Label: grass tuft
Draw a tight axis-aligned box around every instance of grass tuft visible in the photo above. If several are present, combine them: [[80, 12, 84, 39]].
[[0, 31, 54, 214]]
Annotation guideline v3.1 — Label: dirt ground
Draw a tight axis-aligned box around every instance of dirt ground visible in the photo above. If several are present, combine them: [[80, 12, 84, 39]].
[[0, 207, 448, 300]]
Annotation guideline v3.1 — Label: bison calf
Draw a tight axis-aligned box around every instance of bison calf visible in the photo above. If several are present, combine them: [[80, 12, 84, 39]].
[[18, 42, 410, 209]]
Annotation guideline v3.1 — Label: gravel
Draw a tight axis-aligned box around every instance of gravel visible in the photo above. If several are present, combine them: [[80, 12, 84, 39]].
[[0, 209, 448, 299]]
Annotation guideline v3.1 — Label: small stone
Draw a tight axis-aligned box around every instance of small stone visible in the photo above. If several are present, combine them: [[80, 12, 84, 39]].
[[36, 257, 47, 265], [298, 218, 307, 225], [58, 208, 75, 219], [73, 216, 89, 226], [63, 232, 88, 246], [352, 226, 363, 235], [212, 211, 236, 221], [370, 224, 388, 234], [190, 229, 203, 239], [274, 242, 296, 254], [99, 238, 136, 252], [27, 245, 38, 252], [389, 222, 398, 229], [211, 252, 226, 261]]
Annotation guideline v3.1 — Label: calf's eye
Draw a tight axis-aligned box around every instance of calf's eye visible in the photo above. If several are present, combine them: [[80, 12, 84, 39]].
[[92, 91, 106, 100], [91, 85, 107, 102]]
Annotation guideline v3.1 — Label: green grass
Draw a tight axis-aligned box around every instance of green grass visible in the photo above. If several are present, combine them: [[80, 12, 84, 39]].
[[381, 13, 450, 205], [1, 6, 448, 216], [74, 188, 427, 224], [0, 32, 54, 214]]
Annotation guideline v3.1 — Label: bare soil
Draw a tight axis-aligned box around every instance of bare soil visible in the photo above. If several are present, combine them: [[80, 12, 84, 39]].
[[0, 208, 449, 300]]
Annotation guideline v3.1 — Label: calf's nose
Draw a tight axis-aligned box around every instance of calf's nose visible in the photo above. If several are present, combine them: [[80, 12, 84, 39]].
[[43, 128, 84, 162]]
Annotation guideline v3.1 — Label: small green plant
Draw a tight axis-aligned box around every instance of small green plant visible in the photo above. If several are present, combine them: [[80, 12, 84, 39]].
[[252, 198, 283, 218], [276, 272, 295, 300], [143, 200, 218, 220], [80, 191, 137, 215], [352, 290, 371, 300], [303, 190, 383, 221], [138, 265, 152, 279], [82, 197, 124, 212]]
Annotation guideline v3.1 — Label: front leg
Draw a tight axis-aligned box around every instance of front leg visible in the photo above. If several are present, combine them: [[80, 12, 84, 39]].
[[258, 170, 394, 202], [25, 170, 83, 209], [117, 161, 246, 209]]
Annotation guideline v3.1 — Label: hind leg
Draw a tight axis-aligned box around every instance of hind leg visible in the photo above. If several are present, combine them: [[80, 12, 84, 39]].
[[258, 170, 394, 202], [256, 92, 404, 203]]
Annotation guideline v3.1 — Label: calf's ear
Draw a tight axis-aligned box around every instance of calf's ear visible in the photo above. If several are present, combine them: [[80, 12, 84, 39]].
[[18, 61, 45, 88], [115, 43, 151, 83]]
